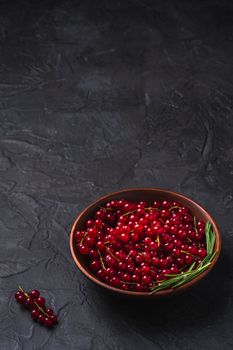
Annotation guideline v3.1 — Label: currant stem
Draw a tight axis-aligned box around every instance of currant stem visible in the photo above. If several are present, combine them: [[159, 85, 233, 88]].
[[145, 207, 161, 212], [181, 250, 199, 258], [97, 249, 106, 269], [105, 246, 120, 262], [193, 216, 198, 233], [120, 280, 137, 285], [19, 285, 28, 297], [169, 206, 181, 211], [122, 209, 137, 216], [99, 206, 113, 211], [80, 232, 88, 245]]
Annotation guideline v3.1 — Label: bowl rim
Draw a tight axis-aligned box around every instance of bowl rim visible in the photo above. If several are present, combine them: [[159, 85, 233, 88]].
[[70, 187, 221, 297]]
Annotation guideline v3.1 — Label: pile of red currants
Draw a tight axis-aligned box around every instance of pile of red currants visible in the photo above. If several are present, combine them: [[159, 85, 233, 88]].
[[15, 287, 58, 327], [75, 199, 207, 292]]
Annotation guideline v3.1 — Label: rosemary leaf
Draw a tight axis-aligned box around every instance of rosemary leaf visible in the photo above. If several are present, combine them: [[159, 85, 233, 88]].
[[188, 261, 196, 272]]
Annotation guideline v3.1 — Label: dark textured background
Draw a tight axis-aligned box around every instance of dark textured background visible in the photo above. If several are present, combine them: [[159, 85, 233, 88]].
[[0, 0, 233, 349]]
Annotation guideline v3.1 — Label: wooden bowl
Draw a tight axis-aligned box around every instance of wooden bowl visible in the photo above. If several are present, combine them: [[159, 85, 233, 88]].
[[70, 188, 221, 298]]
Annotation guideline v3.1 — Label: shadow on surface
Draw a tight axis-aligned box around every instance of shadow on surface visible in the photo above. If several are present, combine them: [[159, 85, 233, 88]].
[[96, 249, 230, 334]]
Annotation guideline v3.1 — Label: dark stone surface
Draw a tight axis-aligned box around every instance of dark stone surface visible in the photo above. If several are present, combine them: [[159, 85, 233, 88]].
[[0, 0, 233, 348]]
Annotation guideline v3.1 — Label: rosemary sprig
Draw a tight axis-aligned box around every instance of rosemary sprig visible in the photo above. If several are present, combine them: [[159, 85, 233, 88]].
[[150, 221, 216, 294], [187, 261, 196, 272]]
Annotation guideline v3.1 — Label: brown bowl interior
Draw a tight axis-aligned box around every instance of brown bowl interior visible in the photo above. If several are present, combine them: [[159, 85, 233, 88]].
[[70, 188, 221, 298]]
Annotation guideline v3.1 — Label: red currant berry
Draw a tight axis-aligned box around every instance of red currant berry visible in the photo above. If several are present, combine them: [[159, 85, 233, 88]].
[[25, 297, 34, 309], [79, 244, 90, 255], [31, 308, 40, 320], [29, 290, 40, 299], [198, 248, 207, 259], [44, 317, 53, 327], [141, 275, 152, 285], [37, 314, 45, 324], [96, 241, 105, 252], [15, 291, 24, 300], [185, 255, 193, 264], [90, 260, 101, 271], [120, 233, 130, 243], [87, 228, 98, 238], [86, 219, 95, 228], [36, 297, 45, 307], [16, 293, 27, 304], [134, 224, 144, 235], [85, 236, 95, 247], [170, 266, 179, 274], [46, 308, 54, 316]]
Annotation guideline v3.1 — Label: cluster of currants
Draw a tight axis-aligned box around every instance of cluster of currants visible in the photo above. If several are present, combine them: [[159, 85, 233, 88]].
[[75, 199, 207, 292], [15, 287, 58, 327]]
